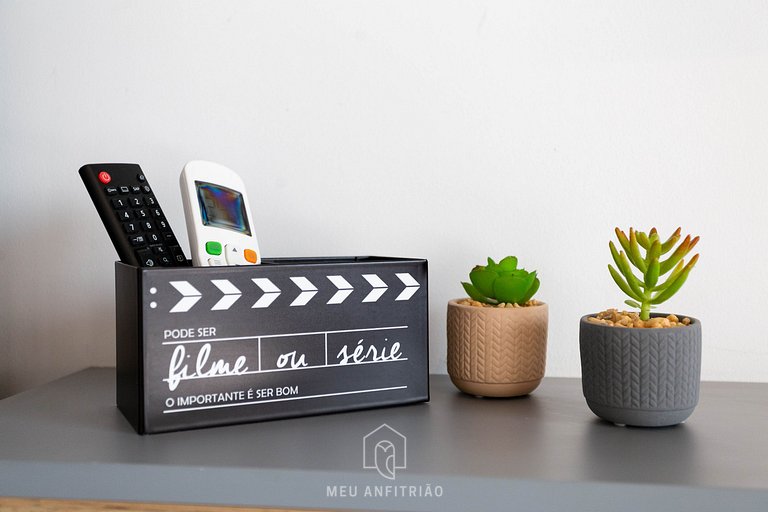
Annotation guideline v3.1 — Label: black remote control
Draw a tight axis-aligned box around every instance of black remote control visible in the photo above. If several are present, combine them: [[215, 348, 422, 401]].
[[80, 163, 190, 267]]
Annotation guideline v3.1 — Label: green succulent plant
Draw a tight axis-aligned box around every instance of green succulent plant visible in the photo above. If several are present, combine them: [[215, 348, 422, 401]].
[[609, 227, 699, 321], [462, 256, 540, 306]]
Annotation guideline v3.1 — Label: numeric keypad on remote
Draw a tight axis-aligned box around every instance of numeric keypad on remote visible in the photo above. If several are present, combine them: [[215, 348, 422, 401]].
[[80, 163, 189, 267]]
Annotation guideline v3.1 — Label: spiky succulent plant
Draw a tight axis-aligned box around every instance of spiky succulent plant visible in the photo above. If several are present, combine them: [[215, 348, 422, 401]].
[[462, 256, 540, 305], [609, 227, 699, 321]]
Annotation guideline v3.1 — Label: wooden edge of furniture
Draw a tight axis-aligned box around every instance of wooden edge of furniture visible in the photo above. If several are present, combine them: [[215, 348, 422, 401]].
[[0, 498, 340, 512]]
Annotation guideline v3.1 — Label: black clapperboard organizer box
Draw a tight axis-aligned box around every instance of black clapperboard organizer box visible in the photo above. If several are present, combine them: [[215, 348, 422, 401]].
[[115, 256, 429, 434]]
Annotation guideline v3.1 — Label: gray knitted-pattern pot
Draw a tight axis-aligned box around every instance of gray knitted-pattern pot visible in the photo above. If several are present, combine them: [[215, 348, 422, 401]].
[[579, 314, 701, 427]]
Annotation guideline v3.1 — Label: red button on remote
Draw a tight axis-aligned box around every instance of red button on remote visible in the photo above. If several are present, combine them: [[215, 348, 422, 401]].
[[98, 171, 112, 184]]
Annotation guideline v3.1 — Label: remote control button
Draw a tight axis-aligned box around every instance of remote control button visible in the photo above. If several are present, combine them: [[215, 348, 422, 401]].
[[206, 241, 222, 256], [169, 246, 186, 263], [119, 186, 130, 194], [224, 245, 245, 265], [208, 258, 226, 266], [158, 255, 173, 266], [105, 186, 118, 195], [142, 185, 151, 194], [111, 197, 128, 209], [129, 234, 146, 246], [151, 245, 168, 255], [163, 233, 176, 243], [144, 196, 157, 207], [129, 196, 142, 207], [147, 232, 161, 244], [157, 219, 171, 231], [123, 222, 137, 234], [116, 210, 131, 221], [98, 171, 111, 184], [135, 209, 149, 219], [137, 173, 146, 182], [151, 208, 163, 218], [136, 249, 157, 267], [141, 220, 154, 231], [244, 249, 258, 264], [130, 185, 142, 194]]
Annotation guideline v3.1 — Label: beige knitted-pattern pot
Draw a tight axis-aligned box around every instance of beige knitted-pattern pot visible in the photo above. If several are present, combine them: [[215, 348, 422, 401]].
[[447, 299, 548, 397]]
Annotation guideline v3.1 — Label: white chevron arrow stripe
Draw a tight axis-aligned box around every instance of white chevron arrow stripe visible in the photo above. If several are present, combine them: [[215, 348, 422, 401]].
[[395, 273, 420, 301], [210, 279, 242, 310], [327, 275, 354, 305], [290, 276, 318, 306], [252, 278, 281, 308], [169, 281, 202, 313], [362, 274, 387, 303]]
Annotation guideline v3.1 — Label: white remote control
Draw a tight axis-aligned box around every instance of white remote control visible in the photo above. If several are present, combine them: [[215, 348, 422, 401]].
[[180, 160, 261, 266]]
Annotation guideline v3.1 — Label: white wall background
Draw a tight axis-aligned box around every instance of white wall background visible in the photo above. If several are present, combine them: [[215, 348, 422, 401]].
[[1, 0, 767, 398]]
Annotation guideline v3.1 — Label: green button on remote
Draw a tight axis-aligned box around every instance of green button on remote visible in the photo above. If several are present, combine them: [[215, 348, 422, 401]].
[[205, 241, 222, 255]]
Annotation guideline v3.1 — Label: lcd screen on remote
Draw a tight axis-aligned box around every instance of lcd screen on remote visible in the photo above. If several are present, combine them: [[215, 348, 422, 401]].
[[196, 181, 252, 236]]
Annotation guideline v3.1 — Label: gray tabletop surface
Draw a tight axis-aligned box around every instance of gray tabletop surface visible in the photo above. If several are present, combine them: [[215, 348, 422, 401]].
[[1, 368, 767, 511]]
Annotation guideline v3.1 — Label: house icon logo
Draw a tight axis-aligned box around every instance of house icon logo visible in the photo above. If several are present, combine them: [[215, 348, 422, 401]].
[[363, 424, 407, 480]]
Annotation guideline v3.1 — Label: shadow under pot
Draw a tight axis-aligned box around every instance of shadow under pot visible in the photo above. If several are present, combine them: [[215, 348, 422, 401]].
[[447, 300, 548, 397], [579, 314, 702, 427]]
